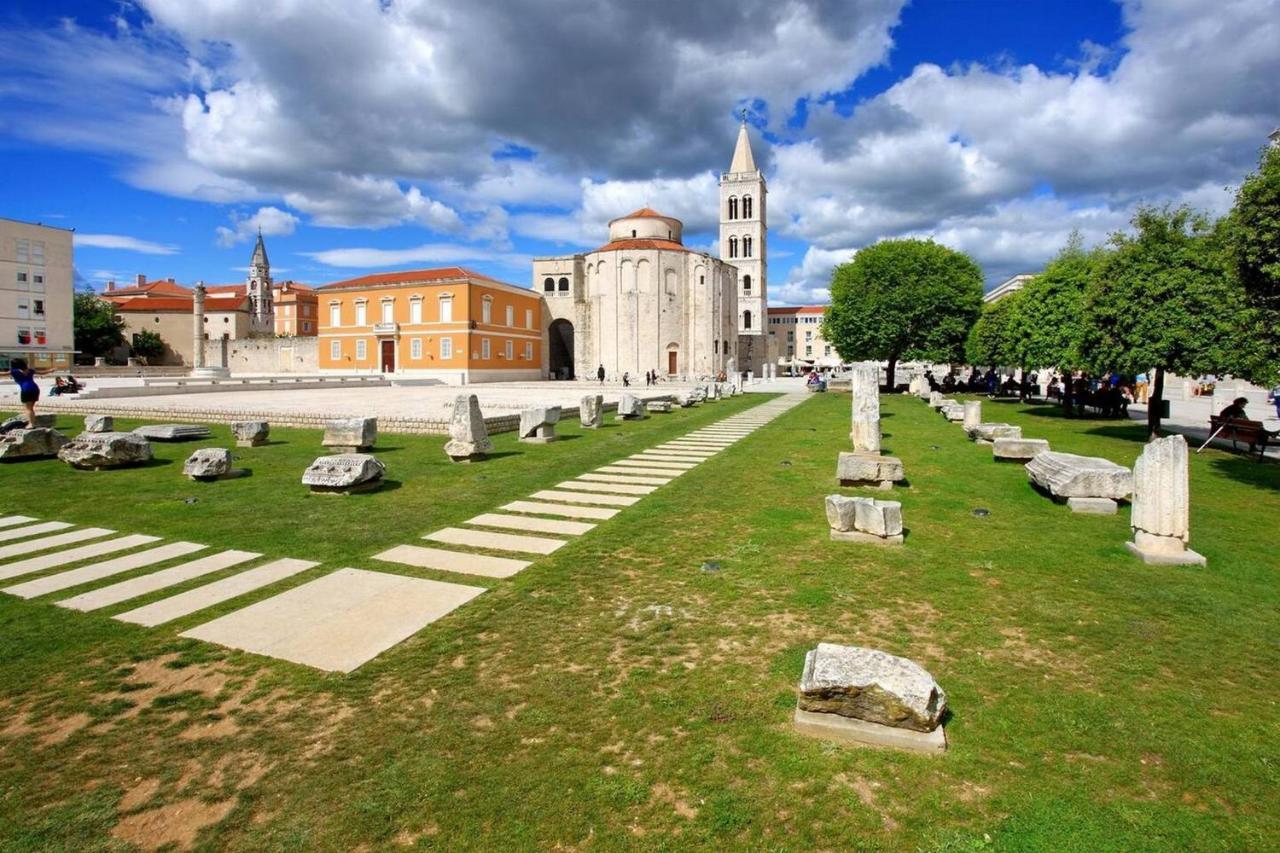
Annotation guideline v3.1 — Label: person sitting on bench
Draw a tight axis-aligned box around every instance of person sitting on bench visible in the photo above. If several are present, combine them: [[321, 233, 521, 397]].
[[1218, 397, 1249, 421]]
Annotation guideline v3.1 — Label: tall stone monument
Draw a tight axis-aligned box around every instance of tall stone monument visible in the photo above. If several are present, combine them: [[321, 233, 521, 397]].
[[1126, 435, 1206, 565], [849, 363, 881, 453], [190, 281, 230, 378]]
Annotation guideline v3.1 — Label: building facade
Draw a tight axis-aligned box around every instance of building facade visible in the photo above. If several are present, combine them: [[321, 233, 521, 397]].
[[246, 231, 274, 334], [112, 292, 249, 366], [533, 208, 739, 381], [317, 267, 543, 382], [720, 122, 768, 375], [767, 305, 841, 372], [984, 273, 1035, 304], [273, 281, 318, 336], [0, 217, 75, 370]]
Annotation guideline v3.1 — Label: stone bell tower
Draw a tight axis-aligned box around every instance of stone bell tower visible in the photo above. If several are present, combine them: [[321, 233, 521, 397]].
[[247, 228, 274, 334], [720, 119, 767, 376]]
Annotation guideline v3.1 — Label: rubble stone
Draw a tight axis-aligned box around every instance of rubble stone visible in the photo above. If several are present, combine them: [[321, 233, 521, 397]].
[[444, 395, 493, 462], [302, 453, 386, 494], [58, 432, 153, 470]]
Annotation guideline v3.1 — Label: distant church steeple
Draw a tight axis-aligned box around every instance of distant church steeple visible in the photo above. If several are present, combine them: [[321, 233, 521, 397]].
[[719, 118, 767, 374], [246, 228, 274, 333]]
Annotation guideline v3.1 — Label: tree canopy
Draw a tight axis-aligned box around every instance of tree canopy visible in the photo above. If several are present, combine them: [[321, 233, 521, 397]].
[[1227, 144, 1280, 310], [130, 329, 166, 361], [822, 239, 983, 384], [965, 287, 1025, 368], [73, 291, 126, 359], [1015, 235, 1098, 374]]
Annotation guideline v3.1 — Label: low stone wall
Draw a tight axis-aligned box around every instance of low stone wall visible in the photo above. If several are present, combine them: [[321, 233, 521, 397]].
[[226, 337, 319, 374]]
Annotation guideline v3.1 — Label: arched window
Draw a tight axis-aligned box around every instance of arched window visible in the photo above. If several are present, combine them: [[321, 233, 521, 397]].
[[743, 310, 753, 329], [728, 236, 738, 258], [728, 196, 738, 220], [743, 274, 752, 293], [543, 276, 555, 292], [743, 236, 753, 258], [558, 276, 569, 292], [743, 195, 752, 219]]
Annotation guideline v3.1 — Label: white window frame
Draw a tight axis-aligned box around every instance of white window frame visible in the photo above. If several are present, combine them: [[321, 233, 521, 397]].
[[411, 338, 422, 359], [380, 299, 394, 324], [409, 298, 423, 324], [505, 304, 514, 327], [440, 337, 453, 359], [439, 296, 453, 323], [504, 340, 513, 360], [329, 303, 341, 327], [525, 308, 533, 329], [330, 339, 341, 360], [481, 296, 493, 325], [355, 339, 367, 360], [355, 301, 368, 327], [481, 338, 491, 359], [524, 341, 533, 360]]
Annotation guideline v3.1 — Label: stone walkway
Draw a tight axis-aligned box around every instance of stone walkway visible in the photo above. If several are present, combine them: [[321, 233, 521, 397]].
[[0, 394, 807, 672]]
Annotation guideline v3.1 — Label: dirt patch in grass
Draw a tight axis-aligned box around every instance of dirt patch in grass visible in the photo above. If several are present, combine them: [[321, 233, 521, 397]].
[[111, 796, 236, 851], [994, 627, 1095, 685], [650, 782, 699, 819], [118, 777, 161, 813], [833, 772, 899, 832], [39, 712, 92, 747]]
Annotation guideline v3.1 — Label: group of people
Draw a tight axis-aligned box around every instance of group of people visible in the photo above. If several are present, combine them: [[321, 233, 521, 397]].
[[925, 368, 1021, 397], [3, 360, 85, 432], [594, 365, 667, 388]]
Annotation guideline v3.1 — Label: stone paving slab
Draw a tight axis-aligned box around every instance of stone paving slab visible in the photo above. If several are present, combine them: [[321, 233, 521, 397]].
[[576, 473, 673, 486], [0, 539, 198, 587], [0, 521, 73, 542], [596, 465, 685, 477], [425, 527, 567, 555], [557, 480, 656, 496], [2, 537, 184, 595], [466, 513, 595, 536], [56, 549, 261, 612], [182, 568, 486, 672], [115, 558, 319, 627], [373, 544, 531, 578], [643, 449, 713, 458], [621, 458, 697, 469], [530, 489, 640, 507], [501, 500, 619, 520], [0, 515, 38, 529], [655, 444, 724, 451], [0, 528, 116, 564]]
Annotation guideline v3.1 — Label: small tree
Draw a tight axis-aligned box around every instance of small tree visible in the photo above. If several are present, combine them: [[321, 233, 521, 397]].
[[1225, 144, 1280, 383], [1081, 205, 1258, 436], [966, 289, 1023, 366], [130, 329, 166, 362], [822, 239, 984, 388], [73, 291, 126, 360]]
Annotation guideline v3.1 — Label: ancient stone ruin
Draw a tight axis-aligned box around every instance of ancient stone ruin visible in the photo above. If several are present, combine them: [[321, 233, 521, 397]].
[[183, 448, 242, 481], [992, 437, 1050, 461], [580, 394, 604, 428], [793, 643, 947, 752], [825, 494, 904, 545], [132, 423, 212, 442], [849, 363, 881, 453], [1026, 450, 1133, 514], [83, 414, 114, 433], [616, 395, 648, 420], [1126, 434, 1206, 566], [322, 417, 377, 453], [58, 432, 154, 470], [0, 428, 69, 462], [519, 405, 561, 443], [836, 451, 904, 490], [968, 423, 1022, 444], [302, 453, 386, 494], [962, 400, 982, 432], [232, 421, 269, 447], [444, 395, 493, 462], [648, 400, 673, 413]]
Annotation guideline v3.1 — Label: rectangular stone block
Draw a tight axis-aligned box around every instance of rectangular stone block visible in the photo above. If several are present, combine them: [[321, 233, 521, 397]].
[[0, 520, 73, 542], [992, 437, 1050, 461], [424, 527, 566, 555], [322, 417, 377, 451], [530, 490, 639, 507], [0, 527, 116, 563], [0, 539, 200, 589], [836, 452, 904, 487], [577, 473, 672, 486], [1027, 451, 1133, 500], [0, 515, 37, 529], [500, 500, 619, 520], [793, 706, 946, 753], [54, 549, 259, 611], [114, 558, 319, 626], [1067, 497, 1118, 514], [466, 513, 594, 536], [373, 544, 530, 579], [557, 480, 656, 495]]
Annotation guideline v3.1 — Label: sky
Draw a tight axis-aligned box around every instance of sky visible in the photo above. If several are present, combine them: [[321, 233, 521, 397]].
[[1, 0, 1276, 304]]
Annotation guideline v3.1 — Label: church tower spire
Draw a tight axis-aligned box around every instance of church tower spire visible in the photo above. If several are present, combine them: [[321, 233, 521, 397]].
[[719, 119, 767, 376], [246, 228, 274, 334]]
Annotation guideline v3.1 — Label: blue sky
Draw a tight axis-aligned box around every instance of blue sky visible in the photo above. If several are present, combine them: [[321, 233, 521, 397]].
[[0, 0, 1274, 303]]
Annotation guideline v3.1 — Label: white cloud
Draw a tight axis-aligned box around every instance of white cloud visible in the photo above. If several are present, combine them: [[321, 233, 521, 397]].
[[215, 205, 299, 247], [75, 233, 180, 254], [303, 243, 528, 271]]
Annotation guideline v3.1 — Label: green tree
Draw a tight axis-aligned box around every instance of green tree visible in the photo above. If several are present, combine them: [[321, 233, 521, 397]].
[[966, 289, 1034, 398], [822, 239, 984, 388], [73, 291, 126, 360], [1081, 205, 1261, 436], [130, 329, 166, 361], [1224, 144, 1280, 380]]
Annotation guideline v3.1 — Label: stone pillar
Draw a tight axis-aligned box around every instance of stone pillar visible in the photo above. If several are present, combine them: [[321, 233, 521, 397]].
[[1126, 434, 1206, 565], [192, 281, 206, 370], [962, 400, 981, 431], [850, 362, 881, 453]]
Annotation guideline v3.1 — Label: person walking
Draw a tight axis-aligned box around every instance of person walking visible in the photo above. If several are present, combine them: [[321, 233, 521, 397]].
[[1269, 383, 1280, 420], [597, 364, 605, 385], [7, 358, 49, 429], [622, 371, 630, 388], [1134, 371, 1148, 404]]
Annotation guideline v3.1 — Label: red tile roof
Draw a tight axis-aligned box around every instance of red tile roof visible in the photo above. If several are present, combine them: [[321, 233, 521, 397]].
[[112, 296, 245, 312], [206, 284, 247, 296], [591, 238, 694, 254], [317, 267, 502, 291], [768, 305, 827, 315], [103, 280, 192, 299]]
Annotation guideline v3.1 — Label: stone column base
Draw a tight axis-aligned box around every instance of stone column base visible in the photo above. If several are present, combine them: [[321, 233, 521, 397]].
[[519, 435, 557, 444], [1066, 497, 1117, 514], [1126, 532, 1207, 566], [793, 706, 945, 753], [324, 445, 373, 454]]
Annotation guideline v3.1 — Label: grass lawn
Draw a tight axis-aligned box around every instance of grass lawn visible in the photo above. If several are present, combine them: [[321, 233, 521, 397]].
[[1, 392, 1278, 850]]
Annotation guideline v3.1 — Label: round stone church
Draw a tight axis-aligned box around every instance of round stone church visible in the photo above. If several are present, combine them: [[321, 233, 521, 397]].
[[534, 123, 768, 380]]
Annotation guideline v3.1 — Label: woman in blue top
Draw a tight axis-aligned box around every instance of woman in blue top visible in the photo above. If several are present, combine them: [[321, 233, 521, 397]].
[[8, 358, 50, 428]]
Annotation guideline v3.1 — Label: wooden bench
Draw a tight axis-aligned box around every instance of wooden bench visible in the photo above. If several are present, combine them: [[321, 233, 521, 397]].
[[1209, 416, 1276, 461]]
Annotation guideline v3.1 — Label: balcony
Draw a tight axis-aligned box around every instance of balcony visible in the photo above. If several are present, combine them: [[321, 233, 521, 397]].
[[373, 322, 399, 336]]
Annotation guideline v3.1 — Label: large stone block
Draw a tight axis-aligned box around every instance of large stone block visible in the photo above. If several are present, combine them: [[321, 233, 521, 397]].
[[968, 423, 1022, 443], [444, 395, 493, 462], [58, 432, 153, 470], [1127, 434, 1205, 566], [322, 417, 376, 452], [962, 400, 982, 431], [1026, 451, 1133, 500], [1, 414, 56, 431], [83, 414, 114, 433], [648, 400, 673, 413], [940, 403, 965, 422], [836, 451, 904, 489], [302, 453, 385, 494], [0, 428, 69, 462], [183, 447, 240, 481], [992, 437, 1050, 461], [519, 405, 561, 443], [798, 643, 947, 733], [133, 423, 212, 442], [232, 420, 269, 447], [616, 394, 648, 420], [927, 391, 945, 409], [580, 395, 604, 428], [826, 494, 903, 543], [850, 363, 881, 453]]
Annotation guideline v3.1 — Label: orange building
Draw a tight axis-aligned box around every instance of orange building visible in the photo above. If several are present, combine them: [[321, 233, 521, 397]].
[[317, 267, 544, 382], [273, 281, 318, 336]]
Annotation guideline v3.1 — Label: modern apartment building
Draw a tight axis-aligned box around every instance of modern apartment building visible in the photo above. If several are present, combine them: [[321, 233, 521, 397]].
[[0, 217, 75, 370]]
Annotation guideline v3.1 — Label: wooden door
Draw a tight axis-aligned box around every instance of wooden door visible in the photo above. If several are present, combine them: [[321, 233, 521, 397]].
[[380, 340, 396, 373], [667, 351, 677, 375]]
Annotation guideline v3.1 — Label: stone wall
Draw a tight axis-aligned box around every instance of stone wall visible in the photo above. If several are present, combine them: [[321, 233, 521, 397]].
[[225, 336, 319, 374]]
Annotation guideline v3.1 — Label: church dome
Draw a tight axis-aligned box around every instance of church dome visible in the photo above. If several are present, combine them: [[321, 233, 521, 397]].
[[607, 207, 683, 244]]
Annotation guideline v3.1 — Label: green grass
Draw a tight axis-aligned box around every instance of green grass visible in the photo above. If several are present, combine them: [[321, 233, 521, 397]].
[[1, 393, 1278, 850]]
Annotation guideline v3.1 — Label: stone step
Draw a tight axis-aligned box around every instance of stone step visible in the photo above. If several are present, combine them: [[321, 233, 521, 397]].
[[424, 527, 567, 555], [625, 455, 700, 466], [182, 567, 486, 673], [466, 513, 594, 536], [644, 450, 713, 459], [114, 558, 319, 627], [529, 489, 639, 507], [0, 528, 120, 571], [373, 544, 531, 579], [0, 539, 200, 588], [596, 465, 684, 477], [56, 549, 261, 611], [556, 480, 656, 496], [576, 473, 672, 486], [619, 458, 696, 469], [500, 500, 619, 520], [0, 515, 38, 529], [0, 521, 73, 542]]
